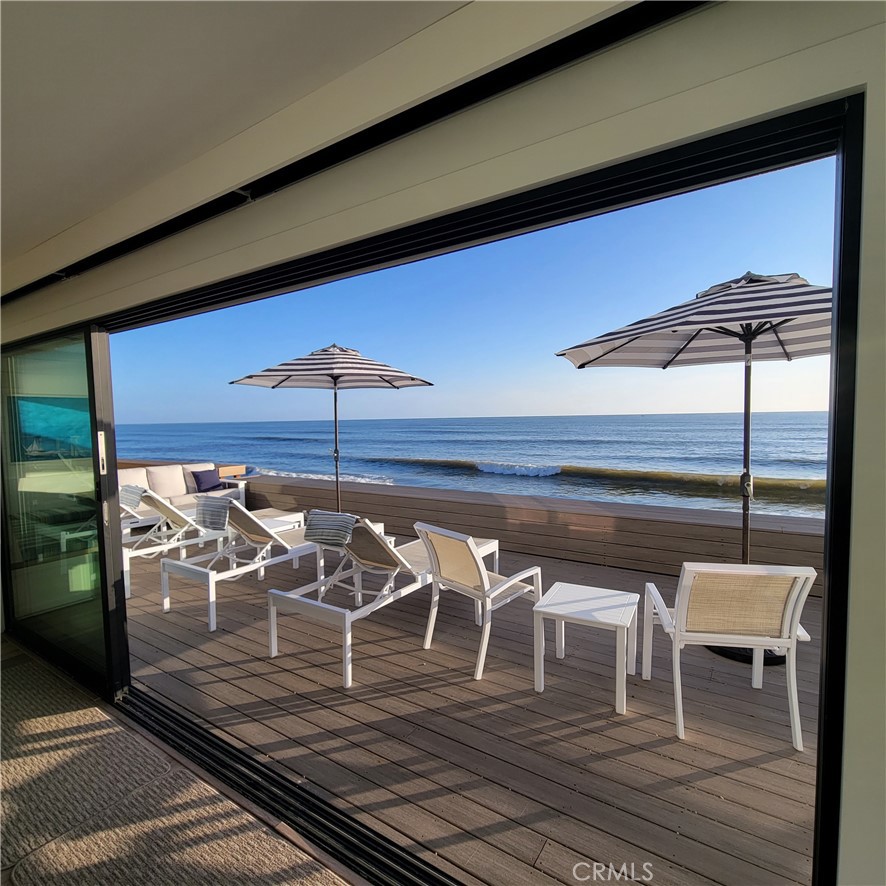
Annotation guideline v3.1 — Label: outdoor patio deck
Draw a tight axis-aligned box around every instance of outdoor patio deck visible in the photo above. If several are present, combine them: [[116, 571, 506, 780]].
[[125, 544, 820, 886]]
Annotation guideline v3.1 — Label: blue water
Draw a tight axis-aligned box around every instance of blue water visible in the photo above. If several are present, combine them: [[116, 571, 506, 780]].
[[116, 412, 827, 517]]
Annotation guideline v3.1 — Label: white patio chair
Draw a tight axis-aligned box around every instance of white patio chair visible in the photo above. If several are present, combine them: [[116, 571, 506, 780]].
[[414, 522, 542, 680], [642, 562, 817, 750], [122, 489, 228, 598], [160, 499, 318, 631], [269, 518, 433, 687]]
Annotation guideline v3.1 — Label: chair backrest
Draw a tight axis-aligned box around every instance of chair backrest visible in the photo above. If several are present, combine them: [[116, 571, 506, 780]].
[[226, 499, 287, 548], [346, 519, 416, 574], [674, 563, 817, 640], [140, 489, 200, 534], [414, 522, 489, 597]]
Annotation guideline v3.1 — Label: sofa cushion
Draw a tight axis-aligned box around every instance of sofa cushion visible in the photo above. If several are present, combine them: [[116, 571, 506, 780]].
[[118, 467, 149, 489], [192, 468, 223, 492], [146, 464, 188, 498], [182, 463, 215, 493]]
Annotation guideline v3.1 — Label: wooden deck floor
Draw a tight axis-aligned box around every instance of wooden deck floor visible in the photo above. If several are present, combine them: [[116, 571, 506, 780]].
[[126, 546, 820, 886]]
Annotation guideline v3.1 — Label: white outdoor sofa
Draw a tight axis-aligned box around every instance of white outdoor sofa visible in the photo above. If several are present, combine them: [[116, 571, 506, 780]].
[[119, 462, 246, 530]]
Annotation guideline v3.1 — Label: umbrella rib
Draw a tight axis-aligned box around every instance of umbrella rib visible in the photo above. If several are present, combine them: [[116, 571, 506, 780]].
[[663, 328, 704, 369], [769, 319, 794, 360], [576, 336, 641, 369]]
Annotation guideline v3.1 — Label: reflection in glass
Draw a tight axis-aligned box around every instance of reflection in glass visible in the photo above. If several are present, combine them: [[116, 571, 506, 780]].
[[2, 334, 106, 673]]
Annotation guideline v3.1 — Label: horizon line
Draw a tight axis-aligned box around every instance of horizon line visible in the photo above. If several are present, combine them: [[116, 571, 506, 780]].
[[117, 408, 829, 427]]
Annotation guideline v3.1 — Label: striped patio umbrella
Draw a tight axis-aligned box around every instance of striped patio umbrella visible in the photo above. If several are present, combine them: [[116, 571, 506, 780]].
[[231, 344, 432, 511], [557, 272, 832, 563]]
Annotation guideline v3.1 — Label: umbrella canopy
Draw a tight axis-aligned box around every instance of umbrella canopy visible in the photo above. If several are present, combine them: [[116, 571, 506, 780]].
[[558, 272, 832, 370], [557, 272, 832, 562], [231, 344, 432, 510]]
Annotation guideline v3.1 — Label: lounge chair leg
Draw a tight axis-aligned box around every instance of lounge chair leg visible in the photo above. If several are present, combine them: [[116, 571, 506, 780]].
[[423, 583, 440, 650], [475, 607, 492, 680], [123, 551, 131, 600], [161, 564, 170, 612], [673, 642, 685, 739], [208, 574, 217, 632], [474, 599, 482, 626], [343, 618, 352, 689], [555, 619, 565, 659], [354, 570, 363, 607], [786, 644, 803, 751], [316, 548, 325, 581], [269, 599, 278, 657], [642, 588, 653, 680], [752, 648, 764, 689]]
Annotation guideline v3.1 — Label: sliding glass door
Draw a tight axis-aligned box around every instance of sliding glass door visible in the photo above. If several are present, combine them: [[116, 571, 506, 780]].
[[1, 328, 127, 695]]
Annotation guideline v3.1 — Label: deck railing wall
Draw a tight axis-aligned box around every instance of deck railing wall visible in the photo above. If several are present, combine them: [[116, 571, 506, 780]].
[[117, 461, 825, 593], [244, 474, 825, 594]]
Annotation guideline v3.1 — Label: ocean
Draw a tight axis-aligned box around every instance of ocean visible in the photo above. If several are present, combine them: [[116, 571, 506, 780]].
[[116, 412, 827, 518]]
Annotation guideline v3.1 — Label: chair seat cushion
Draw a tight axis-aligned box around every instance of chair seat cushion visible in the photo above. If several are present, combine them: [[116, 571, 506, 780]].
[[146, 464, 188, 498]]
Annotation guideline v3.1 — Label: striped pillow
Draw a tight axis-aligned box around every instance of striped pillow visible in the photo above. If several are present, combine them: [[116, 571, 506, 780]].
[[119, 484, 146, 510], [195, 495, 231, 531], [304, 510, 357, 546]]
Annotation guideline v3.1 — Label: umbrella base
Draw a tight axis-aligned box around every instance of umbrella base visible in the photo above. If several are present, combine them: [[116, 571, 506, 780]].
[[705, 645, 786, 666]]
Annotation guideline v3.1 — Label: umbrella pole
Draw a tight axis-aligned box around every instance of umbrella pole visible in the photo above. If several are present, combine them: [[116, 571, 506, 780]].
[[333, 384, 341, 512], [740, 337, 753, 564]]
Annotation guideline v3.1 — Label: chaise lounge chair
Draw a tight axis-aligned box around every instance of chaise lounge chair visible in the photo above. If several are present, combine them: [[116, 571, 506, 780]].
[[268, 518, 433, 688], [160, 499, 316, 631], [121, 488, 229, 598]]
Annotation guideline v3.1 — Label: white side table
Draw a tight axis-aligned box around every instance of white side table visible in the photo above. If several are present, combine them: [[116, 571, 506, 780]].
[[533, 582, 639, 714]]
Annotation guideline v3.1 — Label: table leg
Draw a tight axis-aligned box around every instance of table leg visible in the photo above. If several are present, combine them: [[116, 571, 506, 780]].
[[534, 612, 545, 692], [555, 619, 565, 659], [615, 625, 627, 714], [627, 608, 637, 676]]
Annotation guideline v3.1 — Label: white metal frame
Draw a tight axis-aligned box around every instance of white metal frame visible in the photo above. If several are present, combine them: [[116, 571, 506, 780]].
[[268, 519, 432, 688], [642, 562, 816, 750], [415, 521, 541, 680]]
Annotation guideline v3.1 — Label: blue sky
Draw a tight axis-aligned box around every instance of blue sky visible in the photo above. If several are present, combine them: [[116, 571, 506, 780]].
[[111, 158, 836, 424]]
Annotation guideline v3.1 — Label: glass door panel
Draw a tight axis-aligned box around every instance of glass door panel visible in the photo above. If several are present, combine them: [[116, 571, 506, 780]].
[[2, 333, 106, 676]]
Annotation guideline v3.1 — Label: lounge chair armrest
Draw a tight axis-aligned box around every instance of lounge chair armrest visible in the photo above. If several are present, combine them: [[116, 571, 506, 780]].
[[645, 582, 675, 634], [488, 566, 542, 598]]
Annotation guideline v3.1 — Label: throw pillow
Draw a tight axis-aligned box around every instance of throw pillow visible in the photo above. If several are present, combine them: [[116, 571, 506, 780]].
[[192, 468, 224, 492]]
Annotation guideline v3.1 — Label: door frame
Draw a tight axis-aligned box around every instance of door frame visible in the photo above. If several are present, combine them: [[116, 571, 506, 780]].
[[0, 325, 129, 698]]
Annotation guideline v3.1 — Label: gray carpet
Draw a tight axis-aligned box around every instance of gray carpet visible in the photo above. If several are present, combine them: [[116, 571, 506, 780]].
[[1, 657, 170, 867], [11, 768, 343, 886], [1, 649, 345, 885]]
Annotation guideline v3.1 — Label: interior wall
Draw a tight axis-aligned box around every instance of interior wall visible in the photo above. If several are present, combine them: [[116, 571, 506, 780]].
[[2, 3, 883, 882]]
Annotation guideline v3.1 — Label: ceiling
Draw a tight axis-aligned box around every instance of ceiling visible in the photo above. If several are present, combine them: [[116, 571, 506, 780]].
[[0, 0, 463, 263]]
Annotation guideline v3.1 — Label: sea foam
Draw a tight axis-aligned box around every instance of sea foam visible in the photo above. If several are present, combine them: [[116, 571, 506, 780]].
[[475, 462, 561, 477]]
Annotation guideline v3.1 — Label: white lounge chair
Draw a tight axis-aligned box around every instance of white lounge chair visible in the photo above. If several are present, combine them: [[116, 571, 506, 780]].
[[414, 522, 542, 680], [122, 489, 228, 598], [268, 518, 433, 688], [642, 562, 817, 750], [160, 499, 317, 631]]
